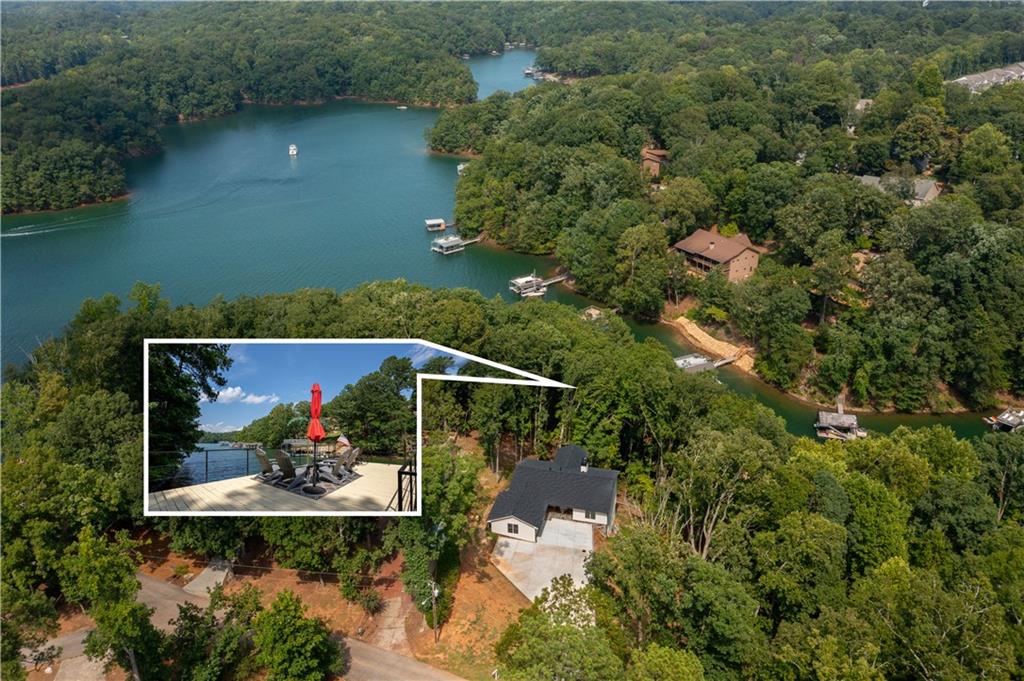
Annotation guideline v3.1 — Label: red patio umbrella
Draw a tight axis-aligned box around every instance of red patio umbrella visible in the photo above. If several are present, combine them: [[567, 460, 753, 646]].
[[304, 383, 326, 492], [306, 383, 325, 442]]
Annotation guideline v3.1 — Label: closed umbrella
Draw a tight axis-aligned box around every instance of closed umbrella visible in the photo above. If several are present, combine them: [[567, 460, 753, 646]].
[[304, 383, 326, 493]]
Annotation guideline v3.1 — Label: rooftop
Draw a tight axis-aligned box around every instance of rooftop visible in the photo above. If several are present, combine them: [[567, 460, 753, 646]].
[[673, 228, 755, 263], [488, 445, 618, 531]]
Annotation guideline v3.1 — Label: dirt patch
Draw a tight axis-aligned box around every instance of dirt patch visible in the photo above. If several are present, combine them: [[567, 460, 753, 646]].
[[134, 529, 206, 585], [668, 315, 756, 372], [223, 556, 383, 644]]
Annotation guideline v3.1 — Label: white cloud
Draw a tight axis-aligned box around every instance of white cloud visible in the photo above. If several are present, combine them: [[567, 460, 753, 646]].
[[242, 393, 279, 405], [216, 386, 245, 403], [200, 422, 242, 433], [406, 344, 441, 367]]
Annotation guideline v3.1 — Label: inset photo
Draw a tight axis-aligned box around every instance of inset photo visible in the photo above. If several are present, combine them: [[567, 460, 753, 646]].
[[144, 340, 448, 516]]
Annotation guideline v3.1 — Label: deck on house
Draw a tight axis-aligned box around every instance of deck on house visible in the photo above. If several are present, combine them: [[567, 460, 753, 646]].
[[147, 462, 403, 513]]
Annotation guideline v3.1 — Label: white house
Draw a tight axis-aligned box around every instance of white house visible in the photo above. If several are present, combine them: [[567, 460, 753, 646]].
[[487, 445, 618, 542]]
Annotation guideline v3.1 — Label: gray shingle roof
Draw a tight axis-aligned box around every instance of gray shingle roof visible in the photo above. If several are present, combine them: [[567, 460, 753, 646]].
[[487, 445, 618, 531]]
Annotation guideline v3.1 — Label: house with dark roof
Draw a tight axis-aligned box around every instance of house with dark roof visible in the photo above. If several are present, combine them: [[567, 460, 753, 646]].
[[672, 227, 760, 283], [487, 445, 618, 542]]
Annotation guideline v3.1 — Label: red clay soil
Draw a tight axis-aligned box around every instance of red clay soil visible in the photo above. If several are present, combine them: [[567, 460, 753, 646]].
[[135, 528, 207, 584]]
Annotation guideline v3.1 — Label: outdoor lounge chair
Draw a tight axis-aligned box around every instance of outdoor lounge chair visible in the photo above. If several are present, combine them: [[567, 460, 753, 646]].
[[254, 449, 282, 483], [272, 450, 307, 490], [320, 447, 361, 485]]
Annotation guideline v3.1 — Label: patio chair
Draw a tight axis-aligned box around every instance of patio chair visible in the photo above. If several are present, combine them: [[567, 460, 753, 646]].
[[272, 450, 307, 490], [320, 447, 361, 485], [253, 449, 282, 483]]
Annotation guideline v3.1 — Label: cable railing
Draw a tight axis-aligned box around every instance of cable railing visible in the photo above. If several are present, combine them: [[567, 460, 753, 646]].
[[395, 460, 417, 512], [149, 447, 315, 491]]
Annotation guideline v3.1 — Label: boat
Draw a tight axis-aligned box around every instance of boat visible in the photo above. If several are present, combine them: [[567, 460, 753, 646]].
[[522, 287, 547, 298], [457, 162, 469, 175], [674, 353, 716, 374], [396, 105, 408, 110], [288, 144, 298, 156], [490, 50, 500, 56], [425, 218, 447, 232], [984, 407, 1024, 433]]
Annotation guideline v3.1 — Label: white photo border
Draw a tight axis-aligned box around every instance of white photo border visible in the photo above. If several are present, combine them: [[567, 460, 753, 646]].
[[143, 338, 573, 517]]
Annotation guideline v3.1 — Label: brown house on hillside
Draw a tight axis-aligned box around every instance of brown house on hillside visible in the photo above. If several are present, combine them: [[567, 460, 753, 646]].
[[673, 228, 760, 283], [641, 148, 669, 177]]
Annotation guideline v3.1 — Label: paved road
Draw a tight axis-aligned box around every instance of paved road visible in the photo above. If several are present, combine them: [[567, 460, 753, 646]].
[[345, 638, 465, 681], [27, 572, 464, 681]]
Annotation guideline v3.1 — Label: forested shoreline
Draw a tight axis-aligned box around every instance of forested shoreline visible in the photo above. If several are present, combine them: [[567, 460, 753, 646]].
[[429, 4, 1024, 414], [2, 280, 1022, 680], [1, 3, 491, 213]]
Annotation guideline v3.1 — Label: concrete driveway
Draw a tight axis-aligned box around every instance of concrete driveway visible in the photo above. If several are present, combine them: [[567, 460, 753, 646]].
[[491, 518, 593, 601]]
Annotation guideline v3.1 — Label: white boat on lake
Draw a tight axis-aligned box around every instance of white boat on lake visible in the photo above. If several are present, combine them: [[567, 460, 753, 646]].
[[288, 144, 298, 156], [396, 105, 408, 110]]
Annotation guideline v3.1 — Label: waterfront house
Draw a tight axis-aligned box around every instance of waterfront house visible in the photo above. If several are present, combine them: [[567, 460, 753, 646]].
[[641, 148, 669, 177], [672, 227, 760, 283], [487, 445, 618, 543]]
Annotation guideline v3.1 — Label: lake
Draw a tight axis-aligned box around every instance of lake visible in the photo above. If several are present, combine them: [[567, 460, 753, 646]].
[[0, 49, 989, 439]]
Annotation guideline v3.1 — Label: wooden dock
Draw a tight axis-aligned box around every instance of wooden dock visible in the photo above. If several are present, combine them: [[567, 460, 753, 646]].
[[147, 462, 403, 513]]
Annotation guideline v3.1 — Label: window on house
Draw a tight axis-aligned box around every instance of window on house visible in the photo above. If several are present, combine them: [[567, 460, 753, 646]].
[[507, 523, 519, 535], [584, 510, 596, 520]]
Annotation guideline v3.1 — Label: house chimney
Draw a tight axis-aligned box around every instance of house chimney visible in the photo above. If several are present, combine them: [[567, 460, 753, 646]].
[[581, 456, 589, 473]]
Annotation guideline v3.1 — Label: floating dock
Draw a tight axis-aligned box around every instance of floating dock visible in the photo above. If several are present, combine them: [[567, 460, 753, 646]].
[[984, 407, 1024, 433], [508, 272, 569, 297], [431, 234, 482, 255], [425, 218, 448, 232]]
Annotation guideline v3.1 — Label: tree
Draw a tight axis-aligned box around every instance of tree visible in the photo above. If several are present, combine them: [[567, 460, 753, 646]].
[[891, 110, 944, 172], [752, 512, 847, 625], [147, 343, 232, 465], [58, 527, 141, 610], [976, 432, 1024, 522], [612, 222, 669, 319], [85, 600, 166, 681], [324, 355, 415, 456], [850, 557, 1016, 680], [253, 590, 344, 681], [627, 643, 705, 681], [587, 525, 690, 647], [659, 428, 779, 559], [810, 229, 854, 324], [954, 123, 1012, 180], [652, 177, 716, 242], [844, 472, 908, 576], [496, 576, 624, 681]]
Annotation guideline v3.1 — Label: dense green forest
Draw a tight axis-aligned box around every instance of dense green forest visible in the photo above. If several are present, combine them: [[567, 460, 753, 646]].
[[2, 280, 1022, 680], [429, 5, 1024, 412], [1, 2, 489, 213], [5, 2, 1023, 213]]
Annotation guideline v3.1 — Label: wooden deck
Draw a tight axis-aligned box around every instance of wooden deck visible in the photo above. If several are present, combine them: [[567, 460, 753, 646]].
[[147, 462, 404, 514]]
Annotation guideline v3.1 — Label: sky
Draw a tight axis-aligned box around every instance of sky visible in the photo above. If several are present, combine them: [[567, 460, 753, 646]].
[[195, 342, 459, 432]]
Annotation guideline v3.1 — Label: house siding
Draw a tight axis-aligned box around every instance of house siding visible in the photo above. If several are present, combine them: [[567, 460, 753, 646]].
[[572, 509, 608, 526], [725, 249, 759, 282], [490, 517, 537, 542]]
